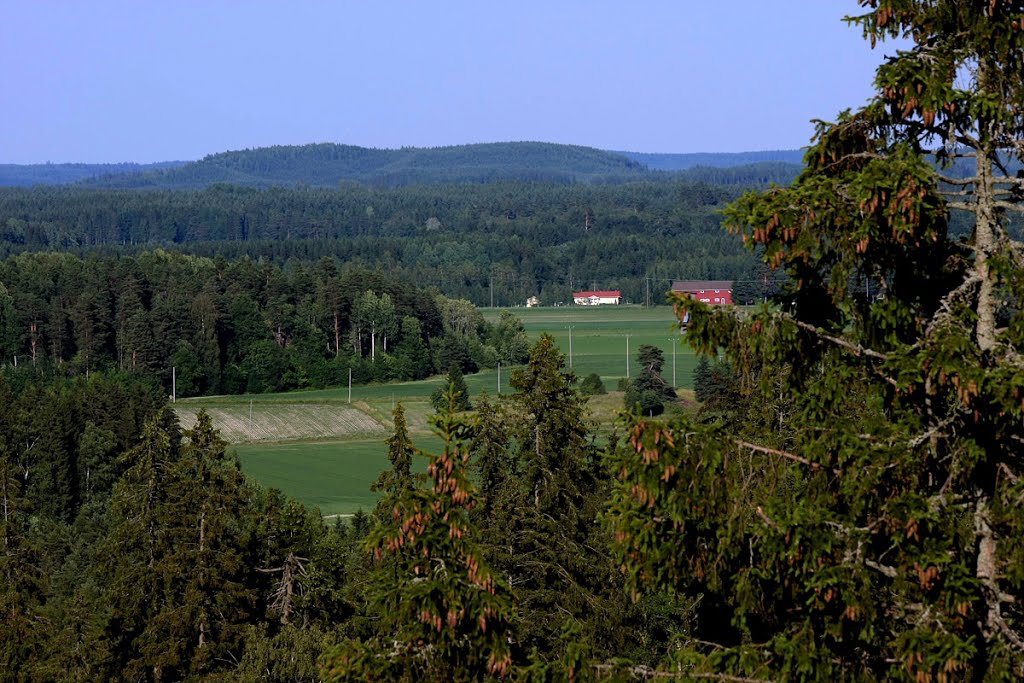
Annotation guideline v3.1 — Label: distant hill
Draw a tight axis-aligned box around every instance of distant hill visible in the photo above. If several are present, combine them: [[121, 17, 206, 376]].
[[0, 161, 187, 187], [77, 142, 651, 189], [0, 143, 810, 189], [618, 149, 805, 171], [674, 162, 802, 186]]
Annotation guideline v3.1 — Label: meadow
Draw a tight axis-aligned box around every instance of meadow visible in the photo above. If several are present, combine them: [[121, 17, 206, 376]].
[[179, 304, 692, 514]]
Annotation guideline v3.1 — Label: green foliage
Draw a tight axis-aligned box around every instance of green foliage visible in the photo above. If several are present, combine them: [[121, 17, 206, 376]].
[[97, 408, 258, 681], [372, 403, 417, 525], [431, 364, 472, 413], [79, 141, 651, 189], [578, 372, 607, 396], [623, 344, 676, 416], [489, 310, 531, 365], [322, 390, 514, 682], [692, 355, 742, 423], [0, 430, 48, 678], [607, 3, 1024, 679], [0, 251, 467, 397], [0, 175, 759, 308]]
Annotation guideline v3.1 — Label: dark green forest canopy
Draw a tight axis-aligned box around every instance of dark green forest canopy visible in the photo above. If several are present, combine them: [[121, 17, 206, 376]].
[[0, 178, 783, 306], [0, 142, 806, 189], [79, 142, 653, 189], [0, 161, 187, 187], [0, 250, 534, 397]]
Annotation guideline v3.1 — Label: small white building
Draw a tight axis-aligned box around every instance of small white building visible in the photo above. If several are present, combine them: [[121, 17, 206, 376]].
[[572, 290, 622, 306], [526, 296, 540, 307]]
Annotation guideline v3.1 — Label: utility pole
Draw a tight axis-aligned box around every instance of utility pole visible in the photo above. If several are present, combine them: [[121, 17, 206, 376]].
[[490, 276, 494, 308], [626, 335, 630, 379], [348, 368, 352, 403], [672, 338, 677, 388], [567, 326, 573, 368], [645, 278, 650, 308], [497, 362, 501, 394], [172, 366, 176, 403]]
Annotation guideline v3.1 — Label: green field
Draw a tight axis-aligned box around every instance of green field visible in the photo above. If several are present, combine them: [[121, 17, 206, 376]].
[[182, 305, 693, 515], [234, 435, 442, 516], [485, 304, 693, 390]]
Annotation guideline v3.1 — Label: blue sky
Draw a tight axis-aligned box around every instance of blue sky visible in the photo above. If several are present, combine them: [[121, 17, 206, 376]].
[[0, 2, 902, 163]]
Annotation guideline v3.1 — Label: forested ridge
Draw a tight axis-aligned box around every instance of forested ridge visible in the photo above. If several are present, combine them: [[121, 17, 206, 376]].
[[0, 142, 801, 190], [0, 162, 187, 188], [79, 142, 651, 189]]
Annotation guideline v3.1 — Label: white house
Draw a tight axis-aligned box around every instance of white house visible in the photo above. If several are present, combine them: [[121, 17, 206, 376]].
[[572, 290, 622, 306]]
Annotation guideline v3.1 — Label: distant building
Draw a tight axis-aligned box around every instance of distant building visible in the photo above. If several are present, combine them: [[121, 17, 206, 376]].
[[572, 290, 622, 306], [671, 280, 733, 305], [526, 296, 540, 307]]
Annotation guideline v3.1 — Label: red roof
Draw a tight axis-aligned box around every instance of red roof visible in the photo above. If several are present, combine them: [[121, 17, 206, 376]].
[[573, 290, 621, 298]]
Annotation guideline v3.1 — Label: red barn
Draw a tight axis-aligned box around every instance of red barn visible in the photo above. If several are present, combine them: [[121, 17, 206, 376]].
[[671, 280, 733, 305]]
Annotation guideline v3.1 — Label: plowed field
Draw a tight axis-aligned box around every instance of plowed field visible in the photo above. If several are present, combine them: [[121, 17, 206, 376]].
[[174, 403, 385, 444]]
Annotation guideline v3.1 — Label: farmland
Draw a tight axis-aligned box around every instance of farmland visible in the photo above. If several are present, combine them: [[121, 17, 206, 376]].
[[178, 304, 692, 514]]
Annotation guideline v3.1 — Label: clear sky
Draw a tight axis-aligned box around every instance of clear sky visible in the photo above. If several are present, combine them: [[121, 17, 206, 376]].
[[0, 1, 902, 164]]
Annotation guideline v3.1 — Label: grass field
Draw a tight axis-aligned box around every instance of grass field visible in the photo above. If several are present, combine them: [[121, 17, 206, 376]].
[[180, 304, 693, 515], [233, 435, 443, 516], [485, 304, 693, 391]]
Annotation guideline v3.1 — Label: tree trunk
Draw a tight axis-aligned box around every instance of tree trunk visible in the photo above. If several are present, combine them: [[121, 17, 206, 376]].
[[973, 141, 999, 353], [333, 311, 341, 358]]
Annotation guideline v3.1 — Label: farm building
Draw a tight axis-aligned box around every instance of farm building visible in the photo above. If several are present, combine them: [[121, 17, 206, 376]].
[[572, 290, 622, 306], [526, 296, 540, 307], [671, 280, 734, 305]]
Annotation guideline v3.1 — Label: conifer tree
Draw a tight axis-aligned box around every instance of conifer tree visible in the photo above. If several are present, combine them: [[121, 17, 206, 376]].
[[490, 334, 625, 661], [98, 409, 256, 681], [608, 3, 1024, 679], [322, 389, 513, 682], [372, 402, 416, 516], [0, 437, 47, 678], [431, 363, 471, 412]]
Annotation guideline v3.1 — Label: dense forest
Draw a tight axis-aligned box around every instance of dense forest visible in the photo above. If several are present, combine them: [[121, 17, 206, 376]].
[[0, 251, 533, 397], [0, 143, 804, 190], [0, 145, 807, 189], [0, 162, 187, 188], [77, 143, 650, 189], [0, 177, 789, 306]]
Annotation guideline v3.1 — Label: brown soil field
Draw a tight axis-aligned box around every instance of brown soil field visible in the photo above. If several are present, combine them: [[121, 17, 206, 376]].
[[174, 403, 386, 444]]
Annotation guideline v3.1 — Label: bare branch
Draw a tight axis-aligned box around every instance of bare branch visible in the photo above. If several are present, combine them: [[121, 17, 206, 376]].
[[998, 462, 1020, 485], [591, 665, 775, 683], [925, 274, 981, 338], [908, 415, 958, 449], [816, 151, 883, 174], [936, 175, 980, 186], [733, 438, 840, 475], [991, 609, 1024, 653], [755, 506, 781, 531], [865, 558, 899, 579], [994, 201, 1024, 212], [792, 320, 888, 360]]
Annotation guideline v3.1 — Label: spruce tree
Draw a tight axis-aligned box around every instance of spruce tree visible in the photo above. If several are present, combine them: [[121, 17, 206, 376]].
[[608, 3, 1024, 679], [322, 389, 513, 682], [491, 334, 626, 661], [431, 363, 471, 412]]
